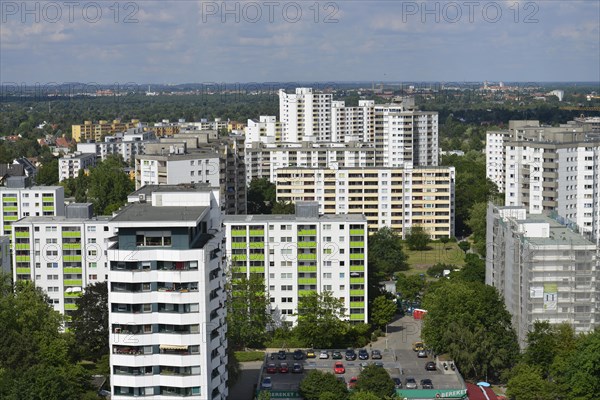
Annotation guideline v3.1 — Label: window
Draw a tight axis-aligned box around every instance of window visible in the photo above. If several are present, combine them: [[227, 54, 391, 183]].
[[281, 273, 292, 279], [269, 273, 275, 279], [281, 285, 293, 291], [89, 274, 97, 280], [339, 273, 345, 278], [89, 262, 97, 268], [87, 226, 96, 232], [324, 285, 332, 291], [323, 273, 332, 279]]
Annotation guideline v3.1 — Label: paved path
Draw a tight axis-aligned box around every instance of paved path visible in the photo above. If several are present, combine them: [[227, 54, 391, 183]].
[[370, 314, 423, 351], [228, 361, 262, 400]]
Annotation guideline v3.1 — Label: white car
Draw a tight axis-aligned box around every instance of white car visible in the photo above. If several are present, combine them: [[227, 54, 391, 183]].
[[319, 350, 329, 359], [261, 377, 272, 390]]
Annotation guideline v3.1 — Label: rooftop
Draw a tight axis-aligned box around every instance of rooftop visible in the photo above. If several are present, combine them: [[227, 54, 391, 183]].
[[129, 183, 216, 197], [110, 203, 207, 225], [511, 213, 595, 247], [13, 215, 110, 224], [224, 213, 366, 223], [135, 151, 219, 161]]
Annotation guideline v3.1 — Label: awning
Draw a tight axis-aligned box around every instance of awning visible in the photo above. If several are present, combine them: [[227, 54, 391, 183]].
[[160, 344, 188, 351]]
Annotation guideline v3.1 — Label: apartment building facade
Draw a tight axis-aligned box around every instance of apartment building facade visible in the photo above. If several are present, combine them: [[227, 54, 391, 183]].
[[108, 186, 228, 399], [1, 180, 65, 236], [59, 152, 97, 181], [279, 88, 333, 142], [11, 203, 112, 318], [486, 204, 599, 348], [0, 235, 9, 274], [224, 203, 368, 325], [77, 127, 158, 165], [275, 167, 455, 239], [72, 119, 140, 142]]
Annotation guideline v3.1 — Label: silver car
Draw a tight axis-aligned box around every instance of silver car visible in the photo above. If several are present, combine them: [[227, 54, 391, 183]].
[[405, 377, 418, 389]]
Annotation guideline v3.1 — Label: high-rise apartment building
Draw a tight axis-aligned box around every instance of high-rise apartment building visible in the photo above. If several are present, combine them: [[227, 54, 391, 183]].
[[279, 88, 333, 142], [108, 185, 228, 399], [224, 202, 368, 325], [275, 166, 455, 238], [0, 178, 65, 236], [0, 235, 10, 274], [59, 152, 97, 181], [11, 203, 112, 318], [77, 127, 158, 165], [245, 116, 281, 147], [486, 204, 599, 348]]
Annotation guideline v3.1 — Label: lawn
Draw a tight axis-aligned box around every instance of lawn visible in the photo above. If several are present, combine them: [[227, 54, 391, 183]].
[[403, 242, 466, 276], [234, 351, 266, 362]]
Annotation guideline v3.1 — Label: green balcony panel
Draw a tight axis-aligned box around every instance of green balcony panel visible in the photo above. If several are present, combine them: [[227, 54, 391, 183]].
[[350, 302, 365, 308], [64, 267, 82, 274], [62, 243, 81, 250], [62, 231, 81, 238], [249, 242, 265, 249], [232, 267, 247, 273], [349, 254, 365, 260], [64, 303, 78, 311], [350, 290, 365, 296], [298, 229, 316, 236], [350, 241, 364, 248], [2, 197, 17, 202], [232, 255, 247, 262], [3, 216, 17, 221], [349, 265, 365, 272], [15, 256, 30, 262], [64, 279, 83, 286], [297, 241, 316, 248], [249, 267, 265, 273], [298, 290, 316, 297], [350, 314, 365, 321], [63, 255, 82, 262], [42, 206, 55, 212], [4, 225, 13, 232], [249, 230, 265, 236], [249, 253, 265, 261], [42, 197, 55, 202], [64, 292, 82, 298], [297, 266, 316, 272], [298, 278, 317, 285], [297, 253, 316, 260], [231, 230, 247, 237], [3, 206, 18, 212], [16, 268, 30, 274], [350, 277, 365, 284], [350, 229, 365, 235], [231, 242, 247, 249], [14, 244, 30, 250]]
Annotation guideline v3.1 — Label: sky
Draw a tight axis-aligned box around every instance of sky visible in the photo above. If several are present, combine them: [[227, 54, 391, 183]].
[[1, 1, 599, 84]]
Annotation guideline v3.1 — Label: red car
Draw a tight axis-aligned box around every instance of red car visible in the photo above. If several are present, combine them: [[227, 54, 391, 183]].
[[334, 362, 345, 374], [348, 376, 358, 389], [266, 363, 277, 374], [278, 362, 289, 373]]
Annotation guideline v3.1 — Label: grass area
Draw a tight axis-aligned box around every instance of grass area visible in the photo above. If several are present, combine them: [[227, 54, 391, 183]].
[[234, 351, 266, 362], [403, 242, 466, 276]]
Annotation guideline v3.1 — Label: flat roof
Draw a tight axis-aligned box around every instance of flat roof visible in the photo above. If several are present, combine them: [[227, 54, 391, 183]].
[[13, 216, 110, 224], [110, 203, 207, 225], [224, 214, 366, 223], [0, 185, 63, 191], [519, 214, 595, 247], [129, 184, 217, 197], [135, 152, 219, 161]]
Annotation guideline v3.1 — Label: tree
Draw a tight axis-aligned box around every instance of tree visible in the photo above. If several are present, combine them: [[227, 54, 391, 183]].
[[368, 227, 408, 280], [395, 273, 425, 303], [295, 291, 348, 349], [271, 200, 295, 214], [70, 281, 109, 361], [427, 263, 455, 278], [354, 364, 395, 398], [87, 155, 134, 215], [247, 178, 276, 214], [36, 158, 59, 185], [299, 370, 348, 400], [506, 364, 555, 400], [370, 296, 396, 329], [405, 225, 430, 251], [458, 241, 470, 253], [561, 329, 600, 399], [225, 273, 273, 349], [349, 392, 381, 400], [452, 254, 485, 283], [421, 280, 518, 381], [466, 201, 488, 255]]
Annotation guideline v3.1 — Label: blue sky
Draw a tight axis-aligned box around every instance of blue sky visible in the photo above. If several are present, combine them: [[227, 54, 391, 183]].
[[1, 1, 598, 84]]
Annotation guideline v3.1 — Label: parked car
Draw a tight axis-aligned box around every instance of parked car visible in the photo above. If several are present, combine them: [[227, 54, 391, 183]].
[[266, 363, 277, 374], [405, 377, 418, 389], [278, 362, 289, 373], [334, 362, 346, 374], [345, 349, 357, 361], [392, 377, 403, 389], [261, 377, 272, 390], [421, 378, 434, 389], [358, 349, 369, 360], [417, 349, 427, 358], [306, 349, 316, 358], [292, 363, 303, 373], [359, 362, 369, 371], [425, 361, 436, 371], [277, 350, 287, 360], [371, 349, 382, 359], [332, 350, 343, 359], [293, 349, 304, 360], [348, 377, 358, 389], [319, 350, 329, 359], [412, 341, 425, 351], [374, 361, 384, 368]]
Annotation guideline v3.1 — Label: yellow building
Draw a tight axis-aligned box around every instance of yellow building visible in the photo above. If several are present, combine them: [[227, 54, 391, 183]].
[[275, 166, 455, 239], [72, 119, 140, 142]]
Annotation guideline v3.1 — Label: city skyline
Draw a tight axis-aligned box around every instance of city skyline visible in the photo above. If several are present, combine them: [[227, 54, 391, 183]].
[[1, 1, 598, 83]]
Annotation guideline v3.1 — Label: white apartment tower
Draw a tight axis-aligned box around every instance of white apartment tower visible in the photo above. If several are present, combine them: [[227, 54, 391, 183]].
[[279, 88, 333, 142], [108, 185, 227, 399], [12, 203, 112, 318], [224, 202, 368, 325], [486, 204, 599, 348]]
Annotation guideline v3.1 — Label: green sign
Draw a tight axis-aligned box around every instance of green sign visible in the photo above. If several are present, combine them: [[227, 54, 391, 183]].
[[396, 388, 468, 399], [257, 390, 302, 399]]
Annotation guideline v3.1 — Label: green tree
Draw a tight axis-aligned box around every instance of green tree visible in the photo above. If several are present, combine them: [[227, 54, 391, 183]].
[[70, 281, 109, 361], [349, 392, 382, 400], [405, 225, 430, 251], [247, 178, 276, 214], [295, 291, 348, 348], [368, 227, 408, 280], [271, 200, 295, 214], [561, 329, 600, 399], [506, 364, 555, 400], [395, 273, 425, 303], [427, 263, 455, 278], [87, 155, 134, 215], [354, 364, 395, 398], [421, 280, 518, 381], [466, 201, 488, 255], [370, 296, 396, 329], [299, 370, 348, 400], [225, 273, 273, 349], [36, 158, 59, 185], [452, 254, 485, 283], [458, 241, 470, 253]]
